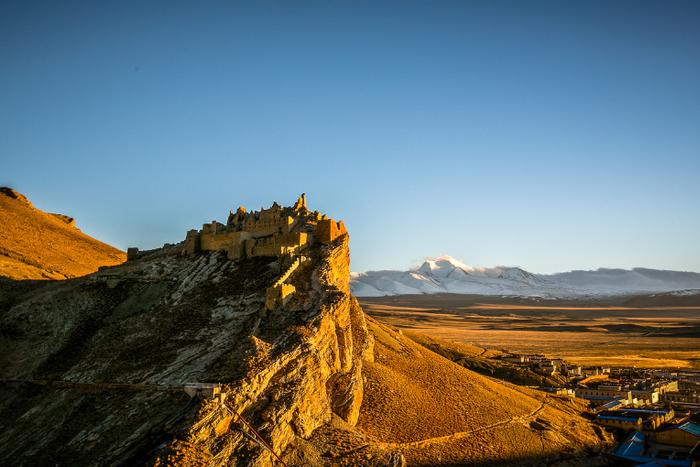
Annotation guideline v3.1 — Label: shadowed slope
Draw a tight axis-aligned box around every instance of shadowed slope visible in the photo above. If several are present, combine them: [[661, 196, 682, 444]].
[[0, 188, 124, 280]]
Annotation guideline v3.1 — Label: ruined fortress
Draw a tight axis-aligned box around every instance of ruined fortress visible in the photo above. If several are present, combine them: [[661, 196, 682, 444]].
[[181, 193, 346, 261], [127, 194, 347, 309], [183, 194, 347, 309]]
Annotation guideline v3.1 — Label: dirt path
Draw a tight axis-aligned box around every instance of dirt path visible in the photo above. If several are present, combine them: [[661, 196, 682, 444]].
[[374, 400, 547, 450]]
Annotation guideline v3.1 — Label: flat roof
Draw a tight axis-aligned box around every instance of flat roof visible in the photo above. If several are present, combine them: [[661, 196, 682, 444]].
[[601, 400, 624, 409], [679, 421, 700, 436], [614, 431, 645, 457], [622, 409, 671, 415], [601, 409, 671, 421], [598, 415, 641, 422], [580, 395, 620, 400]]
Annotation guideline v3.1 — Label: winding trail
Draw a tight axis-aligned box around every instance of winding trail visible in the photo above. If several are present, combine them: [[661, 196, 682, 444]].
[[374, 400, 547, 450]]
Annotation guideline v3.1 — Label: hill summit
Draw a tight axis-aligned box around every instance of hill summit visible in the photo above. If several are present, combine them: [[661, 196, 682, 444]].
[[0, 187, 125, 280]]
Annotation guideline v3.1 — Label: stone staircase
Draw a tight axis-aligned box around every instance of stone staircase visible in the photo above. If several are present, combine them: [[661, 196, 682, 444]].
[[265, 256, 308, 310]]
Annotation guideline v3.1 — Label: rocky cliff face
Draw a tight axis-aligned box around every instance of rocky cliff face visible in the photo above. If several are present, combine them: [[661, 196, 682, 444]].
[[154, 235, 375, 465], [0, 233, 373, 465]]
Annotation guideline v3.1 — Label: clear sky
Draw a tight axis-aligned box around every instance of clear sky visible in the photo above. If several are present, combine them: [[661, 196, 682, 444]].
[[1, 1, 699, 273]]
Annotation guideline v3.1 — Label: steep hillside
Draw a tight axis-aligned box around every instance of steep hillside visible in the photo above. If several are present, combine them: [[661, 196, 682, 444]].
[[403, 332, 567, 392], [0, 187, 125, 280], [357, 320, 611, 466]]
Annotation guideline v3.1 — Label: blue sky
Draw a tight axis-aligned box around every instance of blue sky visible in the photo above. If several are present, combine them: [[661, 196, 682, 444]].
[[1, 1, 699, 273]]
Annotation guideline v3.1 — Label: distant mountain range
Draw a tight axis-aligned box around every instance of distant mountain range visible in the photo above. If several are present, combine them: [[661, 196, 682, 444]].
[[350, 256, 700, 298]]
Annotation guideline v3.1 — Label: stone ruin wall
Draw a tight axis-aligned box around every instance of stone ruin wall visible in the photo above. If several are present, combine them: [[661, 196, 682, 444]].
[[184, 195, 346, 262], [129, 195, 350, 311], [316, 219, 348, 244], [200, 230, 245, 252], [129, 195, 348, 272], [240, 214, 294, 236]]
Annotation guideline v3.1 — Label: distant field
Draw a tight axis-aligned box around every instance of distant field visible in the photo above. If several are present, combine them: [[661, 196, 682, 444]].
[[360, 293, 700, 369]]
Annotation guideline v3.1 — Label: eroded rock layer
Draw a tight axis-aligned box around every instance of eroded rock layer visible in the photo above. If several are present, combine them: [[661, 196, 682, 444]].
[[0, 234, 372, 465]]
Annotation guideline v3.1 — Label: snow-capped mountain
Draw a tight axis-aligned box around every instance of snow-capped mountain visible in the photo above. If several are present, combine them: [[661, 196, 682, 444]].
[[350, 255, 700, 298]]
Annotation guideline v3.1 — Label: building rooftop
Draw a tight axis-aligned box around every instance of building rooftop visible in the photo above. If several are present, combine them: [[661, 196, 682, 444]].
[[613, 431, 695, 467], [598, 414, 641, 422], [614, 431, 645, 457], [663, 421, 700, 437], [579, 394, 621, 400], [600, 399, 624, 410], [623, 408, 672, 415], [598, 408, 672, 422]]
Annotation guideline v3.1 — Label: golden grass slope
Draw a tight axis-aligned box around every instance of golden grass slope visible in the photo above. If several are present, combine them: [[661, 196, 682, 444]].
[[0, 188, 125, 280], [357, 318, 611, 466]]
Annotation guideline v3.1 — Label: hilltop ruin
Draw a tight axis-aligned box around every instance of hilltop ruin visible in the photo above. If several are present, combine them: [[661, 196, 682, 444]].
[[127, 194, 348, 310], [182, 193, 346, 260], [187, 194, 347, 311]]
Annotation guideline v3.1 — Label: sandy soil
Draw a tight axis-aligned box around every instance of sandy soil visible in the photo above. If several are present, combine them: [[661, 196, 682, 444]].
[[361, 294, 700, 369]]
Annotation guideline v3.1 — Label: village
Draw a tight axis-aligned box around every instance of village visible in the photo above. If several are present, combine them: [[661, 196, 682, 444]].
[[492, 352, 700, 465]]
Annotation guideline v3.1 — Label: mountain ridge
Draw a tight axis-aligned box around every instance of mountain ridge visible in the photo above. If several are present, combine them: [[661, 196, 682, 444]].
[[352, 255, 700, 298]]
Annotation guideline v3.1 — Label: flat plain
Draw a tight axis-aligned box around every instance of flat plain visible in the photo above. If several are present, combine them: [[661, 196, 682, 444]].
[[360, 293, 700, 369]]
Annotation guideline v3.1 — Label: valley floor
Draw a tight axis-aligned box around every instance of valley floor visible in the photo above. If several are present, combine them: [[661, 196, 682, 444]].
[[361, 294, 700, 369]]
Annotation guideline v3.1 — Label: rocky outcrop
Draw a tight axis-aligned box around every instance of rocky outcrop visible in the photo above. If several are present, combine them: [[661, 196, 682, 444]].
[[0, 187, 32, 205], [0, 231, 373, 466], [49, 213, 76, 227], [153, 234, 374, 465]]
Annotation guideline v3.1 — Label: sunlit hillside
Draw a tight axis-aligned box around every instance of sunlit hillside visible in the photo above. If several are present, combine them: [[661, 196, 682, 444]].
[[0, 187, 125, 280]]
